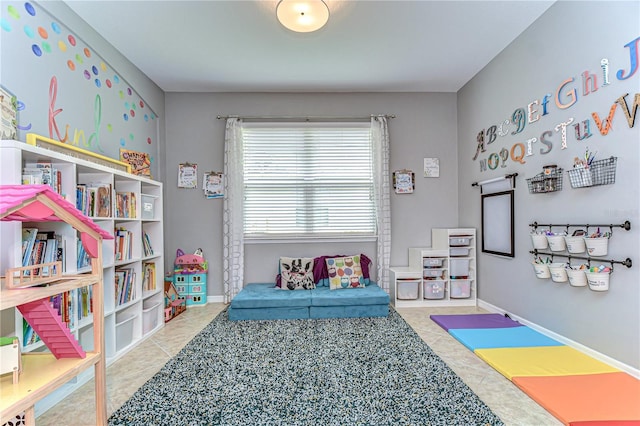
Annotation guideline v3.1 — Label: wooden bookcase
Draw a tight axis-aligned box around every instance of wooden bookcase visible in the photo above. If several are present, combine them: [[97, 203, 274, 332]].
[[0, 139, 165, 418]]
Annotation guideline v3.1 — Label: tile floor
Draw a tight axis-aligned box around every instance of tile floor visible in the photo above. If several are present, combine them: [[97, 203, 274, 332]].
[[37, 304, 561, 425]]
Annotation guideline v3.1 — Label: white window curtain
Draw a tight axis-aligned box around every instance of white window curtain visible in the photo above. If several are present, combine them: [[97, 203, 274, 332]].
[[371, 115, 391, 293], [223, 117, 244, 303]]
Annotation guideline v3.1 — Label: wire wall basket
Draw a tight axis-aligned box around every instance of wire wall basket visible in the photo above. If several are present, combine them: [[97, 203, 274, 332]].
[[527, 168, 564, 194], [567, 156, 617, 189]]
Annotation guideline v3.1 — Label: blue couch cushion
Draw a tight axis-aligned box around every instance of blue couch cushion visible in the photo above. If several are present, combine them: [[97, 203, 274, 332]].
[[310, 304, 389, 319], [231, 283, 312, 309], [310, 283, 389, 307], [228, 306, 309, 321]]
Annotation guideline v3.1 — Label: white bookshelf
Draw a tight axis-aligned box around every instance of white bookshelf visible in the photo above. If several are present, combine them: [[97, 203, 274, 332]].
[[0, 139, 164, 417], [390, 228, 477, 307]]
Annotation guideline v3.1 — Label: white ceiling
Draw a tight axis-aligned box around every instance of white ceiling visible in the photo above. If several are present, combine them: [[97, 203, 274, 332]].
[[63, 0, 555, 93]]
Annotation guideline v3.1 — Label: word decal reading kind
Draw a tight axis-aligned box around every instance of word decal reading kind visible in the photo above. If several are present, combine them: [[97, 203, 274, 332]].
[[473, 36, 639, 172]]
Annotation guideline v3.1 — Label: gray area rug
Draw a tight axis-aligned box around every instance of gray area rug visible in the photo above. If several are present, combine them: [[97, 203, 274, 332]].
[[108, 308, 504, 426]]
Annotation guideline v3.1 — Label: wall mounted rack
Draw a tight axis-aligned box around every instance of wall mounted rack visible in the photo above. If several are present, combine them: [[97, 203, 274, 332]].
[[529, 221, 631, 233], [529, 250, 632, 269]]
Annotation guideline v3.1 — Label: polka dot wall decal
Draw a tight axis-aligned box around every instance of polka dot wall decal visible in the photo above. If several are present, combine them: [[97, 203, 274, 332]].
[[132, 103, 136, 110], [41, 41, 51, 53], [107, 124, 113, 132], [84, 48, 91, 57], [130, 110, 135, 117], [124, 102, 129, 109], [100, 62, 107, 71], [123, 113, 129, 121], [140, 101, 144, 108], [8, 5, 20, 20], [51, 22, 61, 34], [68, 34, 76, 46], [1, 18, 11, 32], [24, 25, 34, 38], [113, 75, 120, 83], [31, 44, 42, 56], [127, 88, 132, 96], [129, 133, 134, 141], [144, 114, 149, 122], [75, 53, 83, 64], [25, 2, 36, 16], [92, 65, 98, 75], [119, 90, 124, 99], [58, 40, 67, 51], [120, 138, 126, 146], [37, 27, 48, 39], [95, 79, 101, 88], [67, 60, 75, 71], [147, 137, 152, 144], [106, 79, 112, 88], [84, 70, 91, 79]]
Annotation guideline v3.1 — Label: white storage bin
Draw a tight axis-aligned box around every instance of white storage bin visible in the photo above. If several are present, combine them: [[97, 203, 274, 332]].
[[548, 263, 568, 283], [115, 315, 135, 352], [449, 236, 471, 246], [546, 235, 566, 251], [586, 271, 610, 291], [564, 236, 586, 253], [423, 280, 445, 299], [142, 301, 161, 334], [397, 280, 419, 300], [141, 195, 158, 220], [450, 259, 470, 278], [567, 268, 587, 287], [530, 233, 548, 249], [423, 258, 444, 268], [450, 280, 471, 298], [584, 237, 609, 257], [532, 263, 551, 279], [450, 247, 470, 257], [423, 268, 444, 279]]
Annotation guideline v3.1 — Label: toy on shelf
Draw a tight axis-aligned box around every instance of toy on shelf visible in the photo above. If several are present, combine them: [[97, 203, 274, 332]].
[[172, 248, 208, 306], [164, 280, 186, 323]]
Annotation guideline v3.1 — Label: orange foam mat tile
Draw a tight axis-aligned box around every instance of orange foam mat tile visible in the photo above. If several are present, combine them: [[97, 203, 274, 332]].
[[474, 346, 620, 380], [512, 373, 640, 426]]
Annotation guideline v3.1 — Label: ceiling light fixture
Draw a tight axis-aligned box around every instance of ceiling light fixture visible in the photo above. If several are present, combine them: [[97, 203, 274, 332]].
[[276, 0, 330, 33]]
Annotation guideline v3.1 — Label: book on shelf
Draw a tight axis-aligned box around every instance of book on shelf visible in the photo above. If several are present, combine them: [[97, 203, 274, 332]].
[[115, 267, 136, 306], [142, 262, 156, 291], [115, 191, 136, 218], [21, 227, 38, 267], [142, 232, 154, 256], [115, 227, 133, 261], [22, 318, 41, 347], [76, 183, 112, 217], [23, 161, 62, 194], [77, 238, 91, 269], [78, 286, 93, 321]]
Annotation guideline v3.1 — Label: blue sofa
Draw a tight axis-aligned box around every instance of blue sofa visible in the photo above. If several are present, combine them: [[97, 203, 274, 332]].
[[228, 282, 390, 321]]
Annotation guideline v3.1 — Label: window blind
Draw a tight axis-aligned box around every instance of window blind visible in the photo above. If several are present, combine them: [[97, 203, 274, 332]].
[[242, 122, 376, 238]]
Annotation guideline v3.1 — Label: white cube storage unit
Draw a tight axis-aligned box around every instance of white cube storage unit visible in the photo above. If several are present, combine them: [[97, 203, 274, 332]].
[[390, 228, 477, 307]]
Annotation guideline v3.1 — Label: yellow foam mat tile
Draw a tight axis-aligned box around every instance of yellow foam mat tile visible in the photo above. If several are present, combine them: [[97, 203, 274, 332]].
[[474, 345, 620, 380]]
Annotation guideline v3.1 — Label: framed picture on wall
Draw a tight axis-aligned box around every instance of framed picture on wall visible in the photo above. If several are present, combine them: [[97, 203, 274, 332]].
[[393, 169, 415, 194]]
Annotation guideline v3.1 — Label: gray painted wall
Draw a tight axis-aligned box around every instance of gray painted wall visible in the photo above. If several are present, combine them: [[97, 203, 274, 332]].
[[457, 1, 640, 368], [163, 92, 459, 290]]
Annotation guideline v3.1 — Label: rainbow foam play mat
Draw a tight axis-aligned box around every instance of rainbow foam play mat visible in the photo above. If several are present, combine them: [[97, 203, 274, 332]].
[[430, 314, 640, 425]]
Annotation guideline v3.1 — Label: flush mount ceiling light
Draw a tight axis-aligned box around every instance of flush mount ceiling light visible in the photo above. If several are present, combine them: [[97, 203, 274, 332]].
[[276, 0, 330, 33]]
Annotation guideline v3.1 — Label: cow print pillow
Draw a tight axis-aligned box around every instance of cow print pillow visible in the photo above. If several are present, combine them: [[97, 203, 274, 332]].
[[280, 257, 315, 290]]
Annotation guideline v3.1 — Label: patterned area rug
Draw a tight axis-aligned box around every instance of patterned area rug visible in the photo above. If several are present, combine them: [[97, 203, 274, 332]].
[[108, 308, 504, 426]]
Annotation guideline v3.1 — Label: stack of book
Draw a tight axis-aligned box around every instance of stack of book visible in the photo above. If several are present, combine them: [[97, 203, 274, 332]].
[[142, 262, 156, 291], [115, 191, 136, 218], [115, 228, 133, 261], [76, 183, 112, 217], [115, 267, 136, 306], [21, 228, 62, 275], [142, 232, 154, 257], [22, 160, 62, 194]]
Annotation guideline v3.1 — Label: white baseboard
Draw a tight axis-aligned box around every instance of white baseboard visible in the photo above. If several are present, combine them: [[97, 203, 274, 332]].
[[477, 298, 640, 379], [207, 295, 224, 304]]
